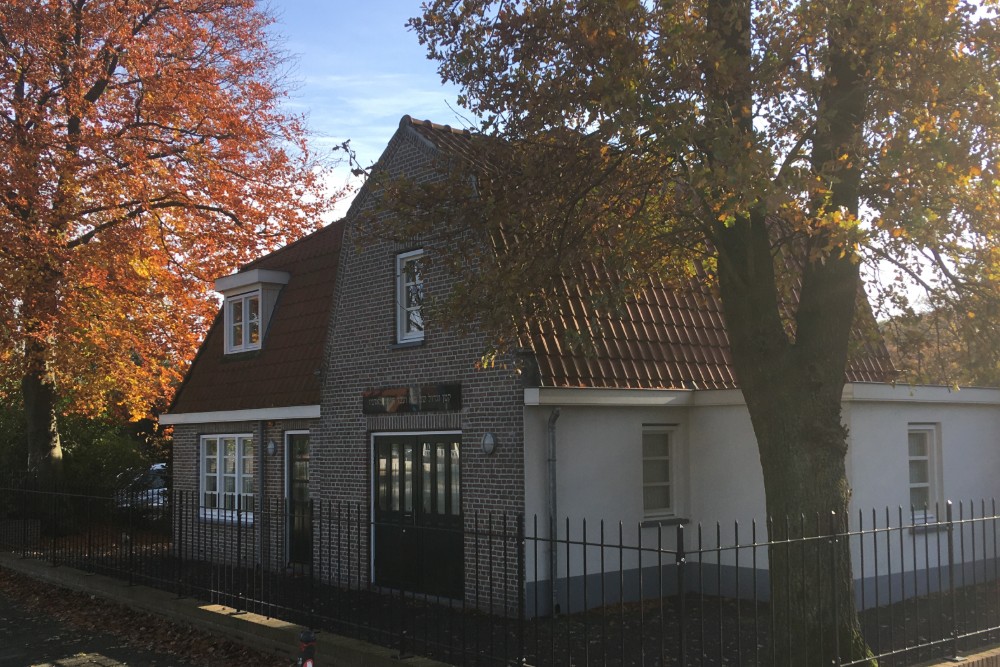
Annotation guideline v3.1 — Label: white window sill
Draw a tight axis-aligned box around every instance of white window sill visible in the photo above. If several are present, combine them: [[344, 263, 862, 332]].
[[199, 508, 255, 525], [641, 515, 689, 528]]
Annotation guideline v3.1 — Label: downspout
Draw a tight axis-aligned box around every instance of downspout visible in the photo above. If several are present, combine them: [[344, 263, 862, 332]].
[[546, 408, 560, 615]]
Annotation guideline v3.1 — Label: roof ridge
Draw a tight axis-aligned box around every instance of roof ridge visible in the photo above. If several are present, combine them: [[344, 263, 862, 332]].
[[400, 114, 473, 137]]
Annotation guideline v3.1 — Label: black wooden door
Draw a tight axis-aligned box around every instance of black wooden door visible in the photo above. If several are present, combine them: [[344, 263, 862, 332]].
[[373, 434, 463, 597], [287, 432, 312, 566]]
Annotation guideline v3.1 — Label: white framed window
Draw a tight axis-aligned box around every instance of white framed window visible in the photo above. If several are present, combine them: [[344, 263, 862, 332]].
[[226, 291, 261, 353], [642, 427, 675, 518], [908, 424, 941, 522], [200, 434, 255, 521], [396, 249, 424, 343]]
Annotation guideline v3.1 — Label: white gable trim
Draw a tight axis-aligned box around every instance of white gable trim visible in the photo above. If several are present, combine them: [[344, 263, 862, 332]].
[[214, 268, 290, 295], [525, 383, 1000, 408], [843, 382, 1000, 405], [159, 405, 320, 425], [524, 387, 694, 407]]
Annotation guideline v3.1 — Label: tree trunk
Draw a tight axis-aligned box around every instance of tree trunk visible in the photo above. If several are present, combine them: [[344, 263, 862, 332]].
[[21, 343, 64, 488], [716, 212, 875, 664], [746, 367, 871, 665]]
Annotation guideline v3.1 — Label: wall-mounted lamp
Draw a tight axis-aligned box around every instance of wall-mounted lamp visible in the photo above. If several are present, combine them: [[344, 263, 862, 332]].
[[266, 440, 277, 456], [481, 432, 497, 456]]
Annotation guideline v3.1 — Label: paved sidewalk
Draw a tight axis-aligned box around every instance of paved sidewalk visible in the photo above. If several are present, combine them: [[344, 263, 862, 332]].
[[0, 554, 447, 667], [0, 587, 194, 667]]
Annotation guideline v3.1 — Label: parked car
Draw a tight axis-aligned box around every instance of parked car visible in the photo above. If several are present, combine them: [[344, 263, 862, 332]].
[[115, 463, 170, 519]]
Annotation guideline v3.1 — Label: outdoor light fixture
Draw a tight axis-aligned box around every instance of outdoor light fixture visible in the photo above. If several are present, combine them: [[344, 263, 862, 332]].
[[266, 440, 277, 456], [481, 432, 497, 456]]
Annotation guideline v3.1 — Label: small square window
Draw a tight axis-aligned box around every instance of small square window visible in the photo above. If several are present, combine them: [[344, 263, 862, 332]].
[[200, 434, 255, 521], [908, 425, 941, 522], [226, 291, 261, 353], [642, 429, 673, 518], [396, 250, 424, 344]]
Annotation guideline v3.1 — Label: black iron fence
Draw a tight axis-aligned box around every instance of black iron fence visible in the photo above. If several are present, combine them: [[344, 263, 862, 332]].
[[1, 483, 999, 666]]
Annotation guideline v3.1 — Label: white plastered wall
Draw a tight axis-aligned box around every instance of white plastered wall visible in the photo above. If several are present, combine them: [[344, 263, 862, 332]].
[[523, 384, 1000, 585]]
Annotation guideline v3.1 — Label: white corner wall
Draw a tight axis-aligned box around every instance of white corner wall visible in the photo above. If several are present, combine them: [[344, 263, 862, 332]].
[[524, 384, 1000, 531], [844, 384, 1000, 515], [523, 391, 767, 533]]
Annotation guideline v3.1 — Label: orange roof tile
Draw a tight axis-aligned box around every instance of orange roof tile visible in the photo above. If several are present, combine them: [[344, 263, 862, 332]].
[[169, 220, 346, 414]]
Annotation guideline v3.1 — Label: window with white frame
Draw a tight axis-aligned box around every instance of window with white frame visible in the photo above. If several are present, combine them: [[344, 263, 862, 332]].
[[642, 428, 675, 518], [908, 424, 941, 520], [396, 250, 424, 343], [226, 291, 261, 353], [201, 434, 255, 519]]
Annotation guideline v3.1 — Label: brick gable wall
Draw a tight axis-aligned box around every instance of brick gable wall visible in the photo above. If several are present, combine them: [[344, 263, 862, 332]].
[[318, 125, 527, 610]]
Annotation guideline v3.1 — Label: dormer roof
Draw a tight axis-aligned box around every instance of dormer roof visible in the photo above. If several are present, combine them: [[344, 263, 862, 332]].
[[167, 219, 346, 415]]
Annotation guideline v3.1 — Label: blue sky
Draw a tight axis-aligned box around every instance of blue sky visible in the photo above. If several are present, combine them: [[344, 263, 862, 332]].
[[268, 2, 466, 217]]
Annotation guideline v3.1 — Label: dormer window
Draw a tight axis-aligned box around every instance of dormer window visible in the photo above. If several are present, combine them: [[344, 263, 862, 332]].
[[228, 291, 261, 352], [215, 268, 290, 355], [396, 249, 424, 344]]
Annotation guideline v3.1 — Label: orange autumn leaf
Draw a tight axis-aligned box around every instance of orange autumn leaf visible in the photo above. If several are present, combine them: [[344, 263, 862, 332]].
[[0, 0, 340, 442]]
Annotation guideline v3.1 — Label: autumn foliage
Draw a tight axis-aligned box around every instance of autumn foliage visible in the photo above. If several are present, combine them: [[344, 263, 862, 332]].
[[0, 0, 333, 470]]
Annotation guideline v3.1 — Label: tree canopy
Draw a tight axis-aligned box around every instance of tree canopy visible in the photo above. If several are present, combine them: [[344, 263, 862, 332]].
[[403, 0, 1000, 342], [397, 1, 1000, 662], [0, 0, 335, 472]]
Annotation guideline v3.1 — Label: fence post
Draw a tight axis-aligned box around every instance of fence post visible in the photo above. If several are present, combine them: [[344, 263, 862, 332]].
[[676, 523, 686, 666], [49, 490, 57, 566], [517, 513, 526, 666], [831, 511, 841, 667], [127, 492, 135, 586], [947, 500, 959, 661]]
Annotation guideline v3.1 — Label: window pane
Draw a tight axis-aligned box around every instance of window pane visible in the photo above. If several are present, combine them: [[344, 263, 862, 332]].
[[391, 447, 400, 512], [644, 486, 671, 512], [378, 451, 388, 511], [450, 442, 461, 515], [242, 441, 254, 475], [436, 443, 446, 515], [422, 443, 432, 514], [642, 433, 669, 458], [206, 457, 218, 474], [230, 300, 244, 347], [909, 460, 929, 484], [205, 476, 217, 492], [644, 459, 670, 484], [224, 477, 236, 493], [908, 432, 927, 457], [403, 444, 413, 513], [407, 307, 423, 333], [406, 283, 422, 309], [224, 439, 237, 473], [205, 439, 218, 457], [248, 296, 260, 344], [910, 486, 929, 509]]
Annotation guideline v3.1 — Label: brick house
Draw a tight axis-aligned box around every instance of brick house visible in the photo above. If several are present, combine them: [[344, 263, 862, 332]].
[[160, 115, 1000, 610]]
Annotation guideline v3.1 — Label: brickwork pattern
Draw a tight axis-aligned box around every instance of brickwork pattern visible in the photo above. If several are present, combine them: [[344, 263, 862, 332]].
[[171, 418, 319, 569], [320, 122, 527, 609]]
